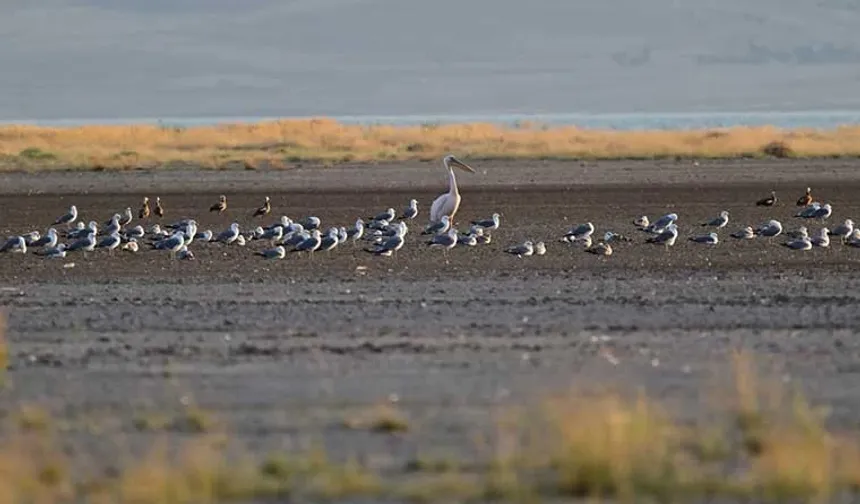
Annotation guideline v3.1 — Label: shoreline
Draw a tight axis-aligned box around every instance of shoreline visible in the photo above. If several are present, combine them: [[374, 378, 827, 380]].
[[1, 119, 860, 171]]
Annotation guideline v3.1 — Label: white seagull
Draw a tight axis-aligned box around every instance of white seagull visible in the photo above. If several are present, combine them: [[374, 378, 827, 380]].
[[53, 205, 78, 227], [505, 240, 534, 258], [646, 223, 679, 247], [689, 232, 719, 245], [701, 211, 729, 229], [400, 199, 419, 220]]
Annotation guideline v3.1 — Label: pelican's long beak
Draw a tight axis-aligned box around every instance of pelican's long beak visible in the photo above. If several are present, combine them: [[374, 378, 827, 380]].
[[448, 157, 476, 173]]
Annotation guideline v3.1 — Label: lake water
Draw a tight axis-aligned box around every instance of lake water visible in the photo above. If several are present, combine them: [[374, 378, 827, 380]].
[[3, 111, 860, 131]]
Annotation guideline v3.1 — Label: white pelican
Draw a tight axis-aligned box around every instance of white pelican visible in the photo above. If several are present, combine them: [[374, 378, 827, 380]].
[[429, 154, 476, 225]]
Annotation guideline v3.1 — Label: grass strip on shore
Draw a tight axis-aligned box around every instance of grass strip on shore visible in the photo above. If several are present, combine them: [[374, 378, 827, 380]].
[[2, 119, 860, 170], [3, 350, 860, 503]]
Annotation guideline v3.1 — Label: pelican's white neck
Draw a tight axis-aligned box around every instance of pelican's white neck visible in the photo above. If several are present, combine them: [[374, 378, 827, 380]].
[[446, 162, 459, 196]]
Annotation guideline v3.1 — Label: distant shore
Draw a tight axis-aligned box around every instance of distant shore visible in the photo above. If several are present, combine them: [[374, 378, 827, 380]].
[[1, 118, 859, 171]]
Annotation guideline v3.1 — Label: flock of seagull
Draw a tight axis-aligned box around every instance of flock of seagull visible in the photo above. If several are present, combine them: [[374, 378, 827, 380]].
[[0, 154, 855, 263]]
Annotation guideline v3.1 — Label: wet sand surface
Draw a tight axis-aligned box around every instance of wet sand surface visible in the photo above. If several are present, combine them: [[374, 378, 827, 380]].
[[2, 158, 860, 492]]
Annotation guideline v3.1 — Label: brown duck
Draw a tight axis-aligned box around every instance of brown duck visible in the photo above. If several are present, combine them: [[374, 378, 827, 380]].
[[210, 194, 228, 214], [756, 191, 777, 207], [253, 196, 271, 218], [138, 197, 151, 219], [154, 197, 165, 219], [796, 187, 812, 207]]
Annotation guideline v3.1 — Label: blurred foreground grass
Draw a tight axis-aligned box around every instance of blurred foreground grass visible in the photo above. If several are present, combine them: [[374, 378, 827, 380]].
[[1, 119, 860, 170], [0, 309, 857, 503]]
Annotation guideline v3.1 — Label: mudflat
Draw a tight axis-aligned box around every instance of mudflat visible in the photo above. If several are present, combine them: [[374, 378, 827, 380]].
[[1, 158, 860, 501]]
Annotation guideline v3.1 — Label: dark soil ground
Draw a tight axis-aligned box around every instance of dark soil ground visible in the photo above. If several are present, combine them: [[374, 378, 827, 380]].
[[1, 158, 860, 499]]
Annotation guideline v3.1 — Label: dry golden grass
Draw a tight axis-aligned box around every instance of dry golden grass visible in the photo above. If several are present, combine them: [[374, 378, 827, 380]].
[[5, 351, 860, 503], [2, 119, 860, 170]]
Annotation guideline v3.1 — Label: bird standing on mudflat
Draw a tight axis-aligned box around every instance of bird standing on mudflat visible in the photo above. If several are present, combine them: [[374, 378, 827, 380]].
[[796, 187, 812, 207], [210, 195, 228, 214], [139, 197, 151, 219], [756, 191, 777, 207], [429, 154, 476, 225], [154, 197, 165, 219], [253, 196, 271, 218]]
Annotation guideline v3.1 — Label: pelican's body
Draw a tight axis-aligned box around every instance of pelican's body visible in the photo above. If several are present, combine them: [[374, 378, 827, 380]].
[[429, 155, 476, 225]]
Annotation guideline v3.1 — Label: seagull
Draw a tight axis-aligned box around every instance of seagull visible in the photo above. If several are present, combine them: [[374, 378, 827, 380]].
[[730, 226, 755, 240], [53, 205, 78, 228], [783, 237, 813, 250], [119, 207, 134, 227], [318, 228, 339, 252], [786, 226, 809, 239], [293, 229, 322, 255], [634, 216, 650, 229], [38, 243, 67, 258], [795, 202, 821, 219], [701, 211, 729, 229], [104, 214, 122, 236], [796, 187, 813, 207], [400, 199, 419, 220], [646, 224, 679, 247], [30, 228, 59, 248], [603, 231, 631, 243], [258, 225, 284, 245], [122, 240, 139, 253], [257, 245, 286, 259], [471, 213, 501, 231], [645, 213, 678, 234], [457, 233, 478, 247], [562, 222, 595, 241], [154, 197, 165, 219], [429, 154, 476, 225], [371, 207, 397, 223], [68, 221, 98, 240], [300, 216, 321, 231], [194, 229, 214, 242], [22, 231, 41, 246], [812, 203, 832, 221], [346, 219, 364, 244], [689, 232, 719, 245], [0, 236, 26, 254], [96, 232, 121, 254], [422, 215, 451, 235], [755, 220, 783, 238], [365, 233, 406, 256], [216, 223, 240, 244], [505, 240, 534, 258], [829, 219, 854, 243], [586, 242, 613, 256], [253, 196, 272, 218], [756, 191, 777, 207], [67, 232, 96, 253], [152, 231, 186, 258], [177, 245, 195, 260], [563, 235, 592, 248], [210, 195, 228, 214], [534, 241, 547, 256], [139, 197, 151, 219], [427, 228, 458, 262], [811, 228, 830, 248]]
